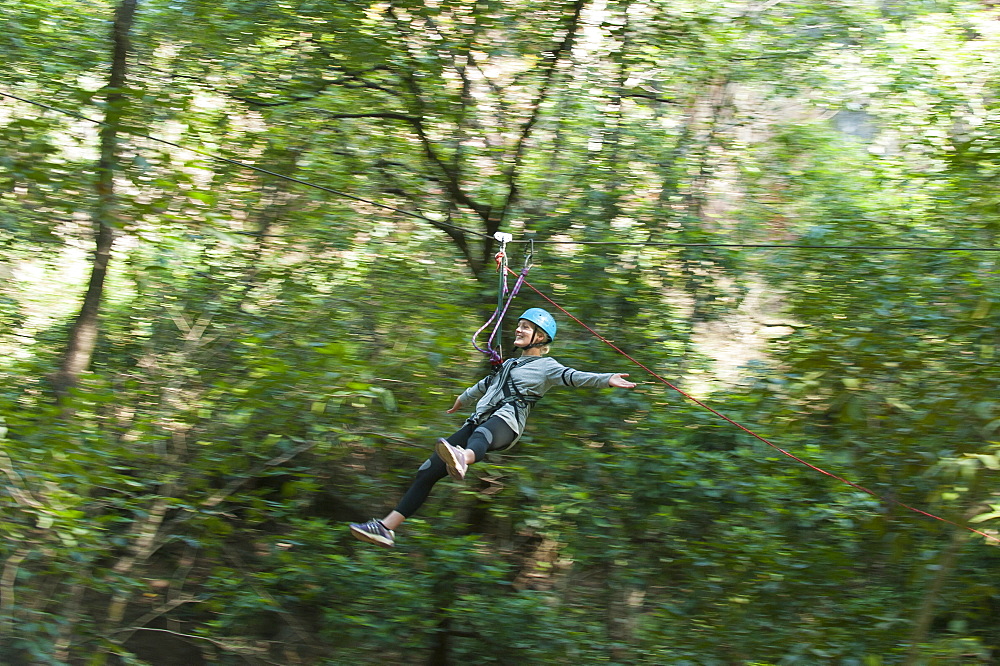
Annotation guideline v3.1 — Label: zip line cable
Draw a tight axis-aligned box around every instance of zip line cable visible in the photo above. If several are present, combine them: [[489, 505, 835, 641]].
[[3, 90, 999, 255], [508, 267, 1000, 546], [515, 240, 1000, 252]]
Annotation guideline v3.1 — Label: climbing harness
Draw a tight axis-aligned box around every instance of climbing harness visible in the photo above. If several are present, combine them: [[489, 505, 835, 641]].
[[467, 356, 541, 429], [505, 265, 1000, 546], [472, 232, 533, 369]]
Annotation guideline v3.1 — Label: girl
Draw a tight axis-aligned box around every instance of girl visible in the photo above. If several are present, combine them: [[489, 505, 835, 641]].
[[350, 308, 636, 547]]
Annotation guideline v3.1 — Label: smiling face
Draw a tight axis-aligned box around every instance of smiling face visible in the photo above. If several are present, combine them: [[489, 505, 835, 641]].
[[513, 319, 544, 348]]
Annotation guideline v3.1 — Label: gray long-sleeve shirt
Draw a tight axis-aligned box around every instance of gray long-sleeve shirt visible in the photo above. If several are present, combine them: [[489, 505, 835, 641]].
[[458, 356, 615, 445]]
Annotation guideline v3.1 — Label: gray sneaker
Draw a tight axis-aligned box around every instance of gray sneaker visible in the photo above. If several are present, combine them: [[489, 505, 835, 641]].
[[436, 438, 468, 481], [349, 518, 395, 547]]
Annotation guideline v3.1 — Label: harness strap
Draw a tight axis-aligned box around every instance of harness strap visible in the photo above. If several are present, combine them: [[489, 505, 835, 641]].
[[468, 357, 539, 425], [499, 358, 538, 409]]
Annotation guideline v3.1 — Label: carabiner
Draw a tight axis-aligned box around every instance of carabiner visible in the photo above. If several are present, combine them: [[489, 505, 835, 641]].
[[522, 238, 534, 271]]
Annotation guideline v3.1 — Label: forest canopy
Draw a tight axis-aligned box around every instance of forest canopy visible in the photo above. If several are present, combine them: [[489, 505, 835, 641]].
[[1, 0, 999, 663]]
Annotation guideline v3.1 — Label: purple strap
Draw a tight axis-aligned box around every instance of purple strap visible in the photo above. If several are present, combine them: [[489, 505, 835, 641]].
[[472, 264, 530, 365]]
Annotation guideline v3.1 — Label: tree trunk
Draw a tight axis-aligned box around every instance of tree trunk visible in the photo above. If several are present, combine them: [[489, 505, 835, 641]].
[[903, 527, 969, 664], [51, 0, 138, 398]]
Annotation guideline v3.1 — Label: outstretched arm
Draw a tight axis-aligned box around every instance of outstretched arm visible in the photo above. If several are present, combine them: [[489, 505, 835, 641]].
[[608, 373, 636, 389], [452, 372, 493, 413]]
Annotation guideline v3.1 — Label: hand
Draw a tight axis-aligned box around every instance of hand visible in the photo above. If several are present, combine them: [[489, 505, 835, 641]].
[[608, 373, 636, 389], [446, 397, 463, 413]]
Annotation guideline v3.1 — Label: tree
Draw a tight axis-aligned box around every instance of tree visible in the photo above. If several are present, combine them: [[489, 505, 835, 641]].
[[51, 0, 138, 398], [2, 0, 1000, 663]]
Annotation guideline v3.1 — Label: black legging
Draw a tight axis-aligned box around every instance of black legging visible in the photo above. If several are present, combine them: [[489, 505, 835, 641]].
[[394, 416, 518, 518]]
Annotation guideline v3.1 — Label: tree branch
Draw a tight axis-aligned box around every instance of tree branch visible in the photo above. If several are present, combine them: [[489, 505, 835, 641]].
[[0, 449, 44, 509], [494, 0, 587, 244], [0, 547, 30, 636], [202, 440, 317, 509], [108, 627, 280, 663], [109, 595, 202, 644]]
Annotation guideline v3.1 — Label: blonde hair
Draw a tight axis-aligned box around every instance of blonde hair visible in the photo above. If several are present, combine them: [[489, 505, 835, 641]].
[[526, 322, 550, 355]]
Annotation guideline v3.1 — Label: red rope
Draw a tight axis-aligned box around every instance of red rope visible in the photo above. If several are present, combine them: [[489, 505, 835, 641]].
[[512, 269, 1000, 545]]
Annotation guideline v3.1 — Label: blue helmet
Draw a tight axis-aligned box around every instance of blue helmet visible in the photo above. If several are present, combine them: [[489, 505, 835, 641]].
[[518, 308, 557, 343]]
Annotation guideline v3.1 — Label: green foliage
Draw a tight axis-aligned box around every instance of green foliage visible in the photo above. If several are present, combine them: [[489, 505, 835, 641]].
[[2, 0, 1000, 663]]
